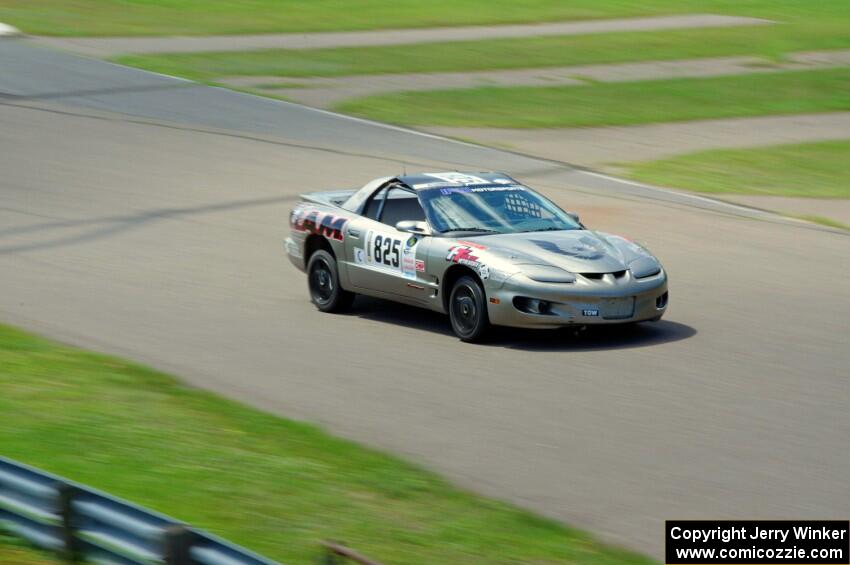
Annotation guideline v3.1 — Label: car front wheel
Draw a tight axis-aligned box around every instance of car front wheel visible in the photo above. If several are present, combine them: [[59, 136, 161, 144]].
[[307, 249, 354, 312], [449, 275, 490, 342]]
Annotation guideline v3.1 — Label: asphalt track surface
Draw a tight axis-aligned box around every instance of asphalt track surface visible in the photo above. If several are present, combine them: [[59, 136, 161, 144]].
[[2, 39, 849, 559]]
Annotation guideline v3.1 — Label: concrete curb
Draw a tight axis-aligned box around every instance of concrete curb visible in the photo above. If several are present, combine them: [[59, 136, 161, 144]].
[[0, 22, 21, 37]]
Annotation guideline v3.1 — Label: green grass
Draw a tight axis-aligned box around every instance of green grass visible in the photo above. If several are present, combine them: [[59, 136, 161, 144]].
[[109, 1, 848, 81], [0, 323, 654, 565], [115, 23, 850, 81], [0, 547, 54, 565], [3, 0, 848, 38], [336, 68, 850, 128], [0, 536, 56, 565], [0, 0, 792, 37], [625, 140, 850, 198]]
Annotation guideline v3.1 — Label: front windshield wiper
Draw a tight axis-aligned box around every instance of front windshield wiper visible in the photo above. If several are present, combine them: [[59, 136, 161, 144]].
[[524, 226, 579, 232], [442, 227, 500, 233]]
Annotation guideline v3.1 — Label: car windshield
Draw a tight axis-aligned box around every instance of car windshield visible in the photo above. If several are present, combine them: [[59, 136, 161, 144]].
[[418, 184, 581, 234]]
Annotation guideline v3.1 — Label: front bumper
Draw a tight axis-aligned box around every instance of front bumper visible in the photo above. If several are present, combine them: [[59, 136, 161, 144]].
[[486, 269, 668, 328], [284, 236, 306, 272]]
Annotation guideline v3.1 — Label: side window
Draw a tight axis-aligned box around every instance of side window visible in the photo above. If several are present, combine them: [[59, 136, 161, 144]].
[[379, 188, 426, 227]]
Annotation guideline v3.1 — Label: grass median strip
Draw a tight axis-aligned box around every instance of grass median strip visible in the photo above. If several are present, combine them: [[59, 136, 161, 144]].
[[796, 216, 850, 231], [115, 24, 850, 81], [0, 0, 766, 37], [0, 323, 653, 565], [3, 0, 846, 37], [336, 68, 850, 128], [624, 140, 850, 198]]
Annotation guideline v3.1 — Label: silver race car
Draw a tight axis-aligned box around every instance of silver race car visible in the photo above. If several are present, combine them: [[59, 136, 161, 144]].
[[285, 172, 668, 342]]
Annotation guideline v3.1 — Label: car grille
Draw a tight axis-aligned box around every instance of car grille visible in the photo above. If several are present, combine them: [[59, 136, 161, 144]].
[[580, 270, 627, 281]]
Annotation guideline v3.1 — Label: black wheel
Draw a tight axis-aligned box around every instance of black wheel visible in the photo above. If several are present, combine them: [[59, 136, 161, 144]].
[[449, 275, 490, 342], [307, 250, 354, 312]]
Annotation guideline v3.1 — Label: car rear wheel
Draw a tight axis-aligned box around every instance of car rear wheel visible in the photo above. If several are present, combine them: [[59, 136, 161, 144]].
[[449, 275, 490, 342], [307, 250, 354, 312]]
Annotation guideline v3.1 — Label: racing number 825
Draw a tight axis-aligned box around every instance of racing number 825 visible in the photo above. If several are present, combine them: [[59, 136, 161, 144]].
[[373, 235, 400, 268]]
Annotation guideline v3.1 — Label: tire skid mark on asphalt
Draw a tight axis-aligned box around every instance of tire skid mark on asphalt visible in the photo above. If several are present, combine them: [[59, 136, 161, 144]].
[[0, 99, 451, 171], [0, 82, 197, 101]]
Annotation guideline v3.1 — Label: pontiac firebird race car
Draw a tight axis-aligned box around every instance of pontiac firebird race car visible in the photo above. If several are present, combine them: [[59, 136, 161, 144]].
[[285, 172, 668, 342]]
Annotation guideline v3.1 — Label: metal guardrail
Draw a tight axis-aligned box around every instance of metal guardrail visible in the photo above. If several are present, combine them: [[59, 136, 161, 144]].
[[0, 456, 281, 564]]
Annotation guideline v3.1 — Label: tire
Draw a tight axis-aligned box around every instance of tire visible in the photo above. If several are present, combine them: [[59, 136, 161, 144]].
[[448, 275, 490, 342], [306, 249, 354, 312]]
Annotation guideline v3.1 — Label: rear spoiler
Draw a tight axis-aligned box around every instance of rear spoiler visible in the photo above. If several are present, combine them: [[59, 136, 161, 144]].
[[299, 189, 356, 208]]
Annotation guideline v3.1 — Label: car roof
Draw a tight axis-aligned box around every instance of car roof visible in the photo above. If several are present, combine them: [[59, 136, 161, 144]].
[[394, 171, 521, 191], [341, 172, 524, 214]]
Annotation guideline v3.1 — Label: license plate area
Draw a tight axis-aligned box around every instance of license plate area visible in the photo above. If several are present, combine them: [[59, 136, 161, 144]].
[[600, 297, 635, 319]]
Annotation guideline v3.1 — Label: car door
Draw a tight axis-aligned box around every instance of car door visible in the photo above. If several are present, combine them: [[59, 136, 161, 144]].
[[345, 187, 430, 302]]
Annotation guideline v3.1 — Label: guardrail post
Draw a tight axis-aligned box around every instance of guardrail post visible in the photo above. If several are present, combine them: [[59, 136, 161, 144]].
[[320, 540, 384, 565], [320, 540, 344, 565], [164, 524, 192, 565], [320, 546, 342, 565], [56, 482, 79, 563]]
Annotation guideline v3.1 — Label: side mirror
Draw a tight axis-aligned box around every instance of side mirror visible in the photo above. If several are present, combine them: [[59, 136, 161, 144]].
[[396, 220, 432, 236], [566, 211, 581, 224]]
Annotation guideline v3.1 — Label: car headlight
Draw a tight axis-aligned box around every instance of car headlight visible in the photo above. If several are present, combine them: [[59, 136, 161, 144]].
[[629, 256, 662, 279], [523, 265, 576, 283]]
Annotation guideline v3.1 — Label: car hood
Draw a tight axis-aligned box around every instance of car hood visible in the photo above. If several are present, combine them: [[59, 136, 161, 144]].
[[481, 229, 648, 274]]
